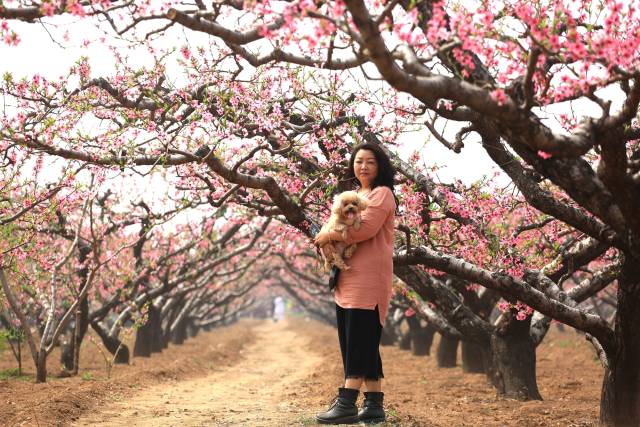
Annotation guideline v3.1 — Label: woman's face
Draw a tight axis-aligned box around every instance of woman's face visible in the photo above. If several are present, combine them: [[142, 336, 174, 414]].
[[353, 149, 378, 189]]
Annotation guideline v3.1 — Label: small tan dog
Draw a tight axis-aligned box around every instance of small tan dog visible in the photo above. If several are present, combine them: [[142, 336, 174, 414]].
[[319, 190, 369, 271]]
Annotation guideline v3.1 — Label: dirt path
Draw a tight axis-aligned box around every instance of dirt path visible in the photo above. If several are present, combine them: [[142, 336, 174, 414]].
[[2, 318, 602, 426], [73, 320, 322, 426]]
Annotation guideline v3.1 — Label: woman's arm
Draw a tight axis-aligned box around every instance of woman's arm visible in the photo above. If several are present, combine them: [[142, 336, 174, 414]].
[[314, 187, 395, 247], [343, 187, 395, 245]]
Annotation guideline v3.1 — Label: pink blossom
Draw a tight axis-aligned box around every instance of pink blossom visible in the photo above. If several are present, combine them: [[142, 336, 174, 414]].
[[67, 1, 86, 17], [490, 89, 508, 106], [40, 3, 57, 16], [180, 46, 191, 60]]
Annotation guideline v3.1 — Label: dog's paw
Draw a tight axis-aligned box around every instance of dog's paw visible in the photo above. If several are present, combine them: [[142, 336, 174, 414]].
[[336, 263, 351, 270]]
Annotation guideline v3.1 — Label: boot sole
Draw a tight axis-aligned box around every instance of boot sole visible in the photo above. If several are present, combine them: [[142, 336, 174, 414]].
[[359, 417, 386, 424], [315, 415, 360, 425]]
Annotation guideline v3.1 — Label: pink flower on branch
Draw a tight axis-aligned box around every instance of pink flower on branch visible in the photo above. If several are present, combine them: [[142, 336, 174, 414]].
[[1, 22, 20, 46], [537, 150, 552, 159], [490, 89, 508, 106], [67, 0, 86, 17], [40, 2, 57, 17]]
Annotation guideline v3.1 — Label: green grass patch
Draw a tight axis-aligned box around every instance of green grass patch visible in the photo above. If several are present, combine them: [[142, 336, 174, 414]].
[[0, 367, 30, 381], [297, 416, 319, 426], [0, 329, 25, 355], [296, 412, 403, 426]]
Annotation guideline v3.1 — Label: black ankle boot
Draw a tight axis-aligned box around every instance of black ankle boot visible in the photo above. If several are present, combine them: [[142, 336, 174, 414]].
[[315, 387, 359, 425], [358, 391, 385, 424]]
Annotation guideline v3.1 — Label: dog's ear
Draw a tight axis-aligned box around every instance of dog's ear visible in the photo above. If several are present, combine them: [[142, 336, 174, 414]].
[[357, 195, 369, 211], [331, 194, 343, 215]]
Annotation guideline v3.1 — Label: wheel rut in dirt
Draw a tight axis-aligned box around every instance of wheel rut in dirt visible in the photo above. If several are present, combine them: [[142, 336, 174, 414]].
[[73, 319, 322, 426]]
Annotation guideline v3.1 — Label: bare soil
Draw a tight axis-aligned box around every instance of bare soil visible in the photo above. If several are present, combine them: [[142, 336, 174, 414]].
[[0, 318, 602, 426]]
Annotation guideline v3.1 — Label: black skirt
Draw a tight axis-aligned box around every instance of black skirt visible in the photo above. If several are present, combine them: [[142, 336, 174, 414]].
[[335, 304, 384, 380]]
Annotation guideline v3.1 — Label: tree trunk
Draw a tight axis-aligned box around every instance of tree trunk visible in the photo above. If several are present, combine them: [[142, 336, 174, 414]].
[[90, 321, 129, 364], [380, 328, 396, 346], [412, 326, 436, 356], [172, 317, 188, 345], [407, 316, 436, 356], [162, 318, 172, 348], [72, 309, 81, 375], [36, 350, 47, 383], [599, 258, 640, 426], [61, 298, 90, 371], [134, 305, 163, 357], [436, 334, 459, 368], [490, 310, 542, 400], [187, 320, 199, 338], [462, 341, 488, 373], [61, 334, 74, 372], [380, 316, 398, 346], [17, 339, 22, 375], [398, 328, 412, 350], [163, 300, 183, 347], [62, 245, 92, 372]]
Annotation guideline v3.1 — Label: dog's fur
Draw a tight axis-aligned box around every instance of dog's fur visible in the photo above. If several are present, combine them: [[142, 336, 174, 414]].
[[319, 191, 369, 271]]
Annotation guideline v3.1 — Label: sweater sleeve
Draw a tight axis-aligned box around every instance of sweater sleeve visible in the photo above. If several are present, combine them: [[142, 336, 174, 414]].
[[343, 187, 395, 245]]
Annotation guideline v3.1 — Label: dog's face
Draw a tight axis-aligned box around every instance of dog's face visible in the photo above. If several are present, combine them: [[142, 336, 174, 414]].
[[331, 191, 368, 220]]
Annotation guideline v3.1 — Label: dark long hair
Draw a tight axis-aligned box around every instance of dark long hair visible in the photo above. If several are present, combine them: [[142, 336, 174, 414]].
[[345, 142, 396, 192]]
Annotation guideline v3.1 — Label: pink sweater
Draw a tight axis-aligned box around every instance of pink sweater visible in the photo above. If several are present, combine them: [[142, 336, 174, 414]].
[[335, 186, 396, 325]]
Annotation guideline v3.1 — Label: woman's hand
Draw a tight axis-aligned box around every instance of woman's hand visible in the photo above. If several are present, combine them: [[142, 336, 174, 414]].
[[313, 230, 332, 247]]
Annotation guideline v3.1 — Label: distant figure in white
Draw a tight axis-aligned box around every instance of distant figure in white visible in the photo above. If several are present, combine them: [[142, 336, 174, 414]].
[[273, 296, 286, 322]]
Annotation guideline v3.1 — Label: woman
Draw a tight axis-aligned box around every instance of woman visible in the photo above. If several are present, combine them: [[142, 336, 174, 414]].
[[314, 142, 397, 425]]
